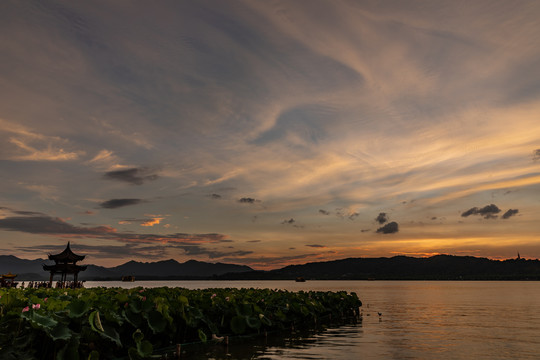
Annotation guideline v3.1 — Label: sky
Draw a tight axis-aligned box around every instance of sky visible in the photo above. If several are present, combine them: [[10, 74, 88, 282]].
[[1, 0, 539, 269]]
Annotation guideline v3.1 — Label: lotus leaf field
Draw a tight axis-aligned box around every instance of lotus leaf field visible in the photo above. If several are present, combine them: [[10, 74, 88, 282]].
[[0, 286, 362, 359]]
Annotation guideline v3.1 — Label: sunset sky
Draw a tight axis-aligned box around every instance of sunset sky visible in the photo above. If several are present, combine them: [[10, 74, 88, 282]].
[[1, 0, 539, 269]]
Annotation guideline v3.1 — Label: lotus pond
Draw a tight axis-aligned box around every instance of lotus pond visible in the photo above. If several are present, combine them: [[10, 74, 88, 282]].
[[0, 287, 362, 359]]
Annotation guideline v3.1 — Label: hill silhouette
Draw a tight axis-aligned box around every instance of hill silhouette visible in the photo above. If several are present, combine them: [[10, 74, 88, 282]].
[[218, 255, 540, 280], [0, 256, 252, 281], [2, 254, 539, 281]]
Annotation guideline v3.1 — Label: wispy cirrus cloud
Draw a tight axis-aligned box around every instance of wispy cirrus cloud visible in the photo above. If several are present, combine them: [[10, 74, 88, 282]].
[[87, 149, 131, 171], [0, 119, 82, 161]]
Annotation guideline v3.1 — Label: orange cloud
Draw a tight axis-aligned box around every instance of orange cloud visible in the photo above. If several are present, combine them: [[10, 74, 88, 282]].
[[141, 217, 163, 227]]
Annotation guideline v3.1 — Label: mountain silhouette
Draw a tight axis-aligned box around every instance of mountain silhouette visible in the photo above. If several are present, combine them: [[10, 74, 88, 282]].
[[0, 255, 252, 280], [2, 254, 539, 281]]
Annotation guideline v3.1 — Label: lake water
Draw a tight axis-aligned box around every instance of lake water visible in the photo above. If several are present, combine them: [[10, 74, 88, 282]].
[[85, 280, 540, 359]]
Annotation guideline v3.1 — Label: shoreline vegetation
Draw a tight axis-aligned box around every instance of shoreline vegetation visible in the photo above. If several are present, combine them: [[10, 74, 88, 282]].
[[0, 287, 362, 359]]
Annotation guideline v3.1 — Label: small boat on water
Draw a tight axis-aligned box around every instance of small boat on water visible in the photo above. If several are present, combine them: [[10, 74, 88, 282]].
[[1, 272, 18, 288], [121, 275, 135, 282], [295, 277, 306, 282]]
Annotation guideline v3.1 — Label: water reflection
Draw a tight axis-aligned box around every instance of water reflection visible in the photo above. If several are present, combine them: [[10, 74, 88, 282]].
[[175, 325, 365, 360]]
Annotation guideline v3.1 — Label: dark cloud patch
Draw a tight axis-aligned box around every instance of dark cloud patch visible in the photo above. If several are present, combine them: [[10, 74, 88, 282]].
[[238, 197, 260, 204], [100, 198, 143, 209], [0, 215, 115, 235], [375, 212, 388, 224], [461, 204, 501, 219], [376, 221, 399, 234], [306, 244, 326, 248], [461, 207, 479, 217], [0, 207, 45, 216], [533, 149, 540, 160], [281, 218, 295, 225], [348, 212, 359, 220], [502, 209, 519, 219], [319, 209, 331, 215], [13, 210, 44, 216], [361, 229, 371, 233], [210, 193, 222, 199], [0, 214, 231, 246], [103, 167, 158, 185]]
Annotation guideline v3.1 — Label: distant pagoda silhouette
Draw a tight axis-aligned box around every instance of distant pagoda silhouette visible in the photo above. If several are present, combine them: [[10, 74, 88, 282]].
[[43, 242, 87, 285]]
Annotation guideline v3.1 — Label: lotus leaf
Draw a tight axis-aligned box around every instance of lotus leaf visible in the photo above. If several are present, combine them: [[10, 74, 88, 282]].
[[230, 315, 247, 334], [236, 302, 253, 317], [49, 323, 73, 341], [56, 336, 80, 360], [100, 324, 121, 347], [146, 310, 167, 333], [67, 299, 91, 318], [24, 310, 58, 329], [246, 315, 261, 329]]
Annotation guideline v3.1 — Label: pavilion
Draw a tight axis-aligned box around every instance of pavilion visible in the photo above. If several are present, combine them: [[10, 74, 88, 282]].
[[43, 242, 87, 286]]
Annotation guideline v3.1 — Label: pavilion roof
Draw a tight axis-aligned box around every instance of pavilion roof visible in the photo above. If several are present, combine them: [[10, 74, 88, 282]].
[[48, 242, 85, 263]]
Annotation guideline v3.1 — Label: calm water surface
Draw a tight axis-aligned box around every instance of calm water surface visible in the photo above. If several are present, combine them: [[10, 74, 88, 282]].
[[86, 281, 540, 359]]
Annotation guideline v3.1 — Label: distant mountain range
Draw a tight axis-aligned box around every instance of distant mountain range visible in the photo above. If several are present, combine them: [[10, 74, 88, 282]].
[[2, 254, 540, 281], [0, 255, 253, 281]]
